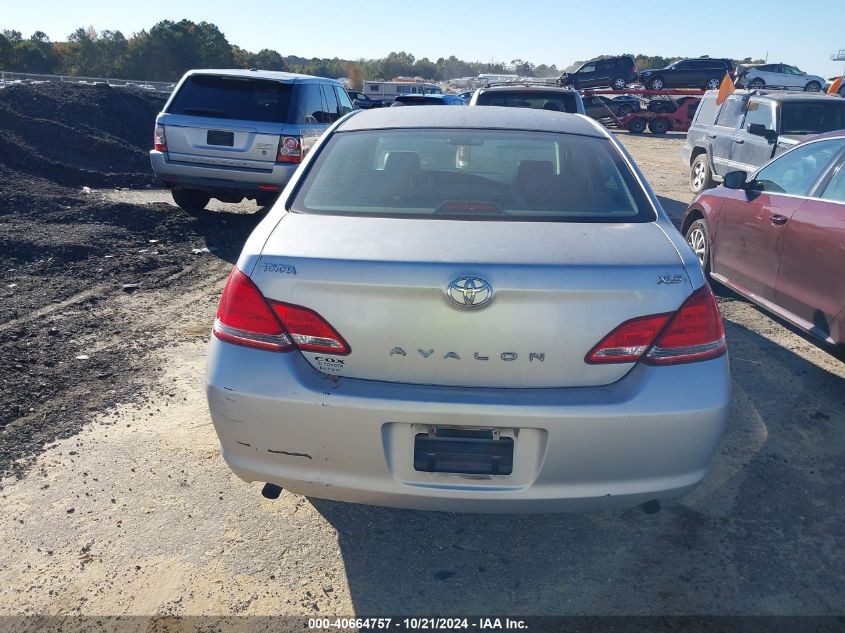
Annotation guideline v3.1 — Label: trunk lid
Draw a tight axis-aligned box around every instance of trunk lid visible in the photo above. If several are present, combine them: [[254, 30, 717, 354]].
[[252, 214, 691, 388]]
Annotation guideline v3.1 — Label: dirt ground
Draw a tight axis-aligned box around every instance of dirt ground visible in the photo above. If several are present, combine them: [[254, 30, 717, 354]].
[[1, 123, 844, 626]]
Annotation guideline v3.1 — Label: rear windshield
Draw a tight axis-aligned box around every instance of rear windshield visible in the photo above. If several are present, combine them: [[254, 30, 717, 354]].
[[291, 129, 655, 222], [475, 90, 580, 113], [167, 75, 292, 123], [780, 102, 845, 135]]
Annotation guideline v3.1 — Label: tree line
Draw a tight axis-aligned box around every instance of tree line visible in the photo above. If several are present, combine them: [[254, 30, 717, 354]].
[[0, 20, 763, 86]]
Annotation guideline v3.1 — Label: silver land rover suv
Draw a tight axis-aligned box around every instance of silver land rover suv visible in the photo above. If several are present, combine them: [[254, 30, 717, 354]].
[[150, 69, 353, 214]]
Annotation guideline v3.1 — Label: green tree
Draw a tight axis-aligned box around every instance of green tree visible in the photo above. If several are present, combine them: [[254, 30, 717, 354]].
[[0, 33, 12, 68]]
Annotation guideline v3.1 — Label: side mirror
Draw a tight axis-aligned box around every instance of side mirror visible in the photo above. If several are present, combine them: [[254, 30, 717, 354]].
[[723, 171, 748, 189], [748, 123, 778, 143]]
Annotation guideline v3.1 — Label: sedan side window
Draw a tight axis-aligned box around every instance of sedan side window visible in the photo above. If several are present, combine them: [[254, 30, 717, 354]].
[[754, 139, 845, 196], [820, 163, 845, 203], [579, 64, 596, 73]]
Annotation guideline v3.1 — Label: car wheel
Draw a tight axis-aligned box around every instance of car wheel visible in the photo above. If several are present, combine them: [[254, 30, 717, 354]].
[[690, 154, 715, 193], [171, 188, 210, 216], [617, 104, 633, 117], [705, 77, 722, 90], [627, 117, 647, 133], [649, 118, 670, 134], [685, 219, 711, 275], [646, 78, 664, 90], [804, 81, 822, 92], [611, 76, 627, 90], [749, 78, 765, 89]]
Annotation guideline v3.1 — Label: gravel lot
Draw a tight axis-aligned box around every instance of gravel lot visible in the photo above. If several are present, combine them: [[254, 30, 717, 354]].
[[1, 127, 844, 624]]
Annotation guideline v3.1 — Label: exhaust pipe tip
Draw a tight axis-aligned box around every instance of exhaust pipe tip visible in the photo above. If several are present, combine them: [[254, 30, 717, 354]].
[[261, 483, 283, 500]]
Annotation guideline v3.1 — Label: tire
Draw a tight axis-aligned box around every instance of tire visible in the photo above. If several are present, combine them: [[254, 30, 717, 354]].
[[646, 77, 664, 90], [171, 188, 210, 216], [649, 118, 670, 134], [690, 154, 715, 193], [685, 219, 711, 275], [611, 76, 627, 90], [627, 117, 647, 134], [617, 104, 633, 117], [705, 77, 722, 90], [804, 81, 822, 92], [749, 78, 765, 89]]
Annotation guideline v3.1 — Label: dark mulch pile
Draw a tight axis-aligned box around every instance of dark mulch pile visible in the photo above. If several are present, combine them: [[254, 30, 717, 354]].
[[0, 82, 167, 188]]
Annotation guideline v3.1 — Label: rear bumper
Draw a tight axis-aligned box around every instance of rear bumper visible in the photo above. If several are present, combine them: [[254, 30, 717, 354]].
[[149, 150, 297, 193], [206, 339, 731, 513]]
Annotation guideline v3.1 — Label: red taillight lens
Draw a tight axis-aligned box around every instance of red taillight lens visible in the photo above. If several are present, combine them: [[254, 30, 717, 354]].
[[587, 285, 726, 365], [587, 314, 672, 363], [154, 123, 167, 152], [213, 269, 292, 352], [645, 285, 726, 364], [277, 135, 302, 163], [212, 268, 349, 355], [271, 303, 350, 354]]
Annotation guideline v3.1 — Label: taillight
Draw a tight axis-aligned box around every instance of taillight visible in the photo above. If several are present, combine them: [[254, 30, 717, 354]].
[[645, 285, 726, 364], [154, 123, 167, 152], [587, 285, 726, 365], [271, 303, 350, 354], [213, 269, 292, 352], [277, 136, 302, 163], [212, 268, 349, 355]]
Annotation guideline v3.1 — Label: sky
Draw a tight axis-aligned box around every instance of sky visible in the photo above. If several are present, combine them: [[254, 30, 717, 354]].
[[4, 0, 845, 77]]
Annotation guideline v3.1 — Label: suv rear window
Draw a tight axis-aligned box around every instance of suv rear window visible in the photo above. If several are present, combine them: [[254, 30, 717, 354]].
[[168, 75, 292, 123], [475, 90, 580, 113], [292, 129, 655, 223], [780, 102, 845, 135]]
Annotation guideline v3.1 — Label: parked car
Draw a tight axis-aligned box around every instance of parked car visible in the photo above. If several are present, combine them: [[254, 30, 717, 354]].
[[625, 98, 701, 135], [647, 95, 698, 113], [469, 83, 585, 114], [582, 94, 640, 119], [150, 69, 353, 214], [205, 105, 730, 513], [683, 90, 845, 193], [682, 132, 845, 353], [639, 58, 735, 91], [391, 94, 466, 106], [736, 63, 825, 92], [458, 90, 475, 103], [558, 56, 638, 90], [347, 90, 384, 109], [824, 77, 845, 96]]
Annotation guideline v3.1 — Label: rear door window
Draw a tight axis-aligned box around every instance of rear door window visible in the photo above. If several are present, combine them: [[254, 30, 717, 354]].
[[295, 84, 328, 124], [335, 87, 354, 115], [714, 96, 744, 128], [321, 85, 341, 122], [167, 74, 292, 123], [292, 129, 655, 223]]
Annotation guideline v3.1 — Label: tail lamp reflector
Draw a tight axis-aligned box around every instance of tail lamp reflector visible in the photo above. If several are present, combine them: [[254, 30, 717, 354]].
[[587, 285, 726, 365]]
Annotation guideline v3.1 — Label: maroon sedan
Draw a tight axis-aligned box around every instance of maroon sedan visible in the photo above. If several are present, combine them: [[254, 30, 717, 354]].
[[681, 132, 845, 352]]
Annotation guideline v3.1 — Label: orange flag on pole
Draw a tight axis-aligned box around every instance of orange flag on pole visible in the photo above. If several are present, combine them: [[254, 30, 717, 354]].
[[715, 72, 735, 105], [829, 76, 843, 95]]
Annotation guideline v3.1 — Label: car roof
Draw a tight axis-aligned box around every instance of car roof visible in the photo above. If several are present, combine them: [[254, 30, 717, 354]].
[[337, 106, 606, 137], [801, 130, 845, 143], [705, 89, 844, 104], [182, 68, 340, 85], [478, 84, 574, 93]]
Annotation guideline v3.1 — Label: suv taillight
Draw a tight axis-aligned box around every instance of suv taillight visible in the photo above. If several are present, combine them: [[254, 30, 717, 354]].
[[277, 135, 302, 163], [154, 123, 167, 152], [587, 285, 726, 365], [212, 268, 349, 355]]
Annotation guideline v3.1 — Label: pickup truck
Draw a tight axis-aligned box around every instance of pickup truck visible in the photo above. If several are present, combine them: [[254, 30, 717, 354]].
[[683, 89, 845, 193]]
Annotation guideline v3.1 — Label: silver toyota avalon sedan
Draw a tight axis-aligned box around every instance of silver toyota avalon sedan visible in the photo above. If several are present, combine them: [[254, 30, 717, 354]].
[[206, 106, 731, 513]]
